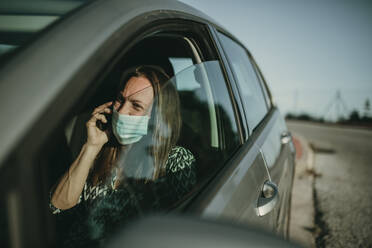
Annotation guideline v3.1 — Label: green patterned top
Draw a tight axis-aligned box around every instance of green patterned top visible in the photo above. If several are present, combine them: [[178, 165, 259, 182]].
[[50, 146, 196, 214], [51, 146, 197, 247]]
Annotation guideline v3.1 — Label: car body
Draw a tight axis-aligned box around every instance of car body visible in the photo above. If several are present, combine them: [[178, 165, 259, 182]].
[[0, 0, 296, 247]]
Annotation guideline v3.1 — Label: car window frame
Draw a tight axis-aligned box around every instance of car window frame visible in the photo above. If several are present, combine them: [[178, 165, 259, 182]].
[[55, 19, 245, 238], [250, 57, 273, 110], [207, 26, 248, 141], [212, 28, 272, 138]]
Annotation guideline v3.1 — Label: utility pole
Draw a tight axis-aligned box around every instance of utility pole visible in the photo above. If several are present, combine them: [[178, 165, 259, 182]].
[[364, 99, 371, 117], [323, 90, 348, 122], [293, 89, 298, 115]]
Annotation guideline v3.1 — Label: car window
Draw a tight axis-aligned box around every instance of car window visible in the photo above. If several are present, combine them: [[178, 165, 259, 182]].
[[34, 30, 240, 245], [169, 57, 200, 91], [169, 57, 193, 74], [174, 61, 240, 180], [251, 59, 272, 110], [38, 75, 197, 246], [217, 32, 268, 133]]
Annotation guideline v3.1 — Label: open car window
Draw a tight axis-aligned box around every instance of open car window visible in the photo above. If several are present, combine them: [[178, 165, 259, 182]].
[[38, 61, 240, 246]]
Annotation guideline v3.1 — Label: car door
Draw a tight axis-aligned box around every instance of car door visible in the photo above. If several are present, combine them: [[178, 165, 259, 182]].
[[253, 62, 296, 237], [184, 28, 281, 233], [214, 29, 295, 237]]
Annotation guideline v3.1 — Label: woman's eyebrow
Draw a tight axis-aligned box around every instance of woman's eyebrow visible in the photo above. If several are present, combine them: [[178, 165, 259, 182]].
[[130, 98, 144, 104]]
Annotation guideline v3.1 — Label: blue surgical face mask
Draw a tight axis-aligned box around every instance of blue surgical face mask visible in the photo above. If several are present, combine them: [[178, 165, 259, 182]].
[[111, 108, 150, 145]]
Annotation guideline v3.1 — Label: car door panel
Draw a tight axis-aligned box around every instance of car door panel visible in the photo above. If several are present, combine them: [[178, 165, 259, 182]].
[[211, 27, 295, 237], [260, 111, 295, 237], [190, 134, 277, 232]]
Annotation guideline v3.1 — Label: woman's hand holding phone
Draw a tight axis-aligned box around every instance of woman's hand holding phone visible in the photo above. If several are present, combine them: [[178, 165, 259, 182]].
[[86, 101, 113, 148]]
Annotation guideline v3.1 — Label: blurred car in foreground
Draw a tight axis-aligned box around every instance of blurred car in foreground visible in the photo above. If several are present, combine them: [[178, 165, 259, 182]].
[[0, 0, 295, 247], [108, 215, 299, 248]]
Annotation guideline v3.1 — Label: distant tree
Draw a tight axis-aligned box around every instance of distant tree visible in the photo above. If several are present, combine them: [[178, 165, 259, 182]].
[[348, 110, 360, 122], [297, 113, 312, 121], [286, 112, 329, 123], [285, 113, 295, 119], [361, 116, 372, 123], [337, 116, 346, 123]]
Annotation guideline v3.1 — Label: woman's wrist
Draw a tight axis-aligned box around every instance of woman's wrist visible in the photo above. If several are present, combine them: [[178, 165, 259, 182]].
[[83, 143, 103, 156]]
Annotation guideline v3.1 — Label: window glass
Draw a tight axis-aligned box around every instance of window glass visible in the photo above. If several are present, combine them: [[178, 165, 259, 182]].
[[169, 57, 193, 74], [218, 32, 268, 133], [169, 57, 200, 91], [251, 60, 272, 109], [175, 61, 240, 162], [40, 61, 239, 247]]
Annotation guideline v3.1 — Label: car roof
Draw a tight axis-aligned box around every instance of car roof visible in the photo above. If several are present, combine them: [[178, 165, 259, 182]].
[[0, 0, 230, 36], [0, 0, 236, 166]]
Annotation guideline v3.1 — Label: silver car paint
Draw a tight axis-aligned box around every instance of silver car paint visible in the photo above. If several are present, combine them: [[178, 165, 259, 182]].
[[260, 112, 295, 237], [190, 110, 289, 234]]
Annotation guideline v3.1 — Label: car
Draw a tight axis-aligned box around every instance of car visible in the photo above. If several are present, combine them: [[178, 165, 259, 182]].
[[0, 0, 296, 247]]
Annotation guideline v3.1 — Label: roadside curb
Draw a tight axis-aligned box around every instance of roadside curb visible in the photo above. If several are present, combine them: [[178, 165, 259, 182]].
[[289, 133, 316, 248]]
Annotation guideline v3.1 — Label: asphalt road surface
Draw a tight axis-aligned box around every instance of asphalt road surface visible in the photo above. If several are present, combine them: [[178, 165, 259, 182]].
[[287, 121, 372, 248]]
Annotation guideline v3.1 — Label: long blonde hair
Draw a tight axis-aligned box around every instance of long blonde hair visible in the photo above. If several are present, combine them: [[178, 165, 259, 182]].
[[91, 65, 181, 185]]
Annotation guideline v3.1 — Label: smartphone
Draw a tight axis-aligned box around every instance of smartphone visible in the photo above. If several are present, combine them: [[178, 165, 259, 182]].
[[96, 105, 113, 131]]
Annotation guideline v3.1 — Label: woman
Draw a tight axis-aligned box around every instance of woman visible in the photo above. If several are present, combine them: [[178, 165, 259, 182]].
[[50, 65, 196, 246]]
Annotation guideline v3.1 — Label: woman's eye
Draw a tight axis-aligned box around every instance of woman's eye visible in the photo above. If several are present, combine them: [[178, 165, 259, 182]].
[[133, 103, 141, 110]]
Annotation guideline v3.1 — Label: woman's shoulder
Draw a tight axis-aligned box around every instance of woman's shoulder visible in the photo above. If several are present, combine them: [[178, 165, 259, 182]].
[[168, 146, 195, 162], [166, 146, 196, 173]]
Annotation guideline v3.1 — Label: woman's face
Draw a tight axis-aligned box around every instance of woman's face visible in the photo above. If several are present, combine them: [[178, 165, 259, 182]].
[[114, 76, 154, 116]]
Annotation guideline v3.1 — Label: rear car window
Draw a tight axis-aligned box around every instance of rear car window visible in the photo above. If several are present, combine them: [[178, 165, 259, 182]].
[[217, 32, 268, 134]]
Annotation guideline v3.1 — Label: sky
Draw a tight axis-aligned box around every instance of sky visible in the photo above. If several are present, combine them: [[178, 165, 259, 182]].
[[179, 0, 372, 120]]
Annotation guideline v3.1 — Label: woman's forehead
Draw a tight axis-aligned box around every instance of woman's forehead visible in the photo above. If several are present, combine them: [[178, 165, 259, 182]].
[[123, 76, 153, 97]]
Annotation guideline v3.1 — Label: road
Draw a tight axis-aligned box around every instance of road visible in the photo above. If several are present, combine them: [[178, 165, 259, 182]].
[[287, 121, 372, 248]]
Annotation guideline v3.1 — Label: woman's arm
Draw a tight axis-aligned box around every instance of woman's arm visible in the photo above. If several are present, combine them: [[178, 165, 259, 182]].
[[51, 144, 102, 210], [51, 102, 112, 210]]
